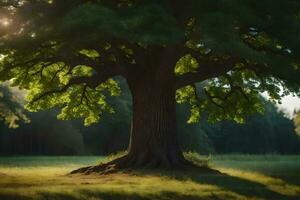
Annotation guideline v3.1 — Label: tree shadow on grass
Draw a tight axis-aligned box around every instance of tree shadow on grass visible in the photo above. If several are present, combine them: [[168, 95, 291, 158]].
[[70, 190, 209, 200], [270, 174, 300, 186], [0, 194, 35, 200], [133, 168, 300, 200], [0, 191, 209, 200], [193, 174, 297, 200]]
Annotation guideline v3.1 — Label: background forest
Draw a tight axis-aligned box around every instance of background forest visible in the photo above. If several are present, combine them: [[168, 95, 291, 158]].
[[1, 79, 300, 156]]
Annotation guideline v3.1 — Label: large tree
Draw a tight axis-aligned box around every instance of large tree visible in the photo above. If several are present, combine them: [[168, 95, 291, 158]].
[[1, 0, 300, 172]]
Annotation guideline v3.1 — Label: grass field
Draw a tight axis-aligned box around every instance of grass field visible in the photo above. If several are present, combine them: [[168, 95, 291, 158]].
[[0, 155, 299, 200]]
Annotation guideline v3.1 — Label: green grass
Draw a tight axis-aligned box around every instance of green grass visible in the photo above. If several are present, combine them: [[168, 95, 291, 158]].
[[0, 154, 299, 200]]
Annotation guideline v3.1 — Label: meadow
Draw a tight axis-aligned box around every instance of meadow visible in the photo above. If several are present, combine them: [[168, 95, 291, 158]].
[[0, 154, 299, 200]]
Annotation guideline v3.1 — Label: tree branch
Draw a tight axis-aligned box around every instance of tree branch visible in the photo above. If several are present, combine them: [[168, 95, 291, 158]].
[[204, 88, 226, 110], [175, 47, 268, 89], [175, 52, 240, 89], [30, 76, 99, 104], [224, 74, 250, 102]]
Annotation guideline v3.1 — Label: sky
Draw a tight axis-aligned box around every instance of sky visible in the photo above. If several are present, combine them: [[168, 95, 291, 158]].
[[277, 95, 300, 118]]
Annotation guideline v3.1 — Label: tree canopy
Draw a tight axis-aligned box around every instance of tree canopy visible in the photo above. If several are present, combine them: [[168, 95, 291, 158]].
[[0, 0, 300, 125]]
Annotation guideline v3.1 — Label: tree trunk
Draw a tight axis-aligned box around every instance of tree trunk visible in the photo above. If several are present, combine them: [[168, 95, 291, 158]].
[[70, 76, 190, 174], [125, 78, 186, 169], [70, 49, 194, 174]]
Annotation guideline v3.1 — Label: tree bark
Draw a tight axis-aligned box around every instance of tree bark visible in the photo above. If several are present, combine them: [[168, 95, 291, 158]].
[[125, 76, 186, 169]]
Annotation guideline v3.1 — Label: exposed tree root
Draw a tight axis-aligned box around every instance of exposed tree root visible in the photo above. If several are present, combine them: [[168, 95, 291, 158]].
[[69, 154, 220, 175]]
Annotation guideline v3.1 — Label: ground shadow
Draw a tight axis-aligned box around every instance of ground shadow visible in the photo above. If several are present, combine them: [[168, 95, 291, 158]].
[[0, 191, 210, 200], [132, 168, 300, 200], [270, 174, 300, 186], [0, 169, 299, 200], [190, 173, 298, 200]]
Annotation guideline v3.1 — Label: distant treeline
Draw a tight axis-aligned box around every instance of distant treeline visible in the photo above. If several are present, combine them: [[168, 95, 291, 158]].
[[1, 82, 300, 155]]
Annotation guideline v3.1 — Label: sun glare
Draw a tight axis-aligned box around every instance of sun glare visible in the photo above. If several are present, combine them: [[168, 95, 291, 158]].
[[1, 18, 10, 27]]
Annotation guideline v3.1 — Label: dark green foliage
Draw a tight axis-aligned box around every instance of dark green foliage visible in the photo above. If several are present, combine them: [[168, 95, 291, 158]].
[[63, 3, 184, 44], [0, 110, 85, 155], [1, 0, 300, 125], [206, 102, 300, 154]]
